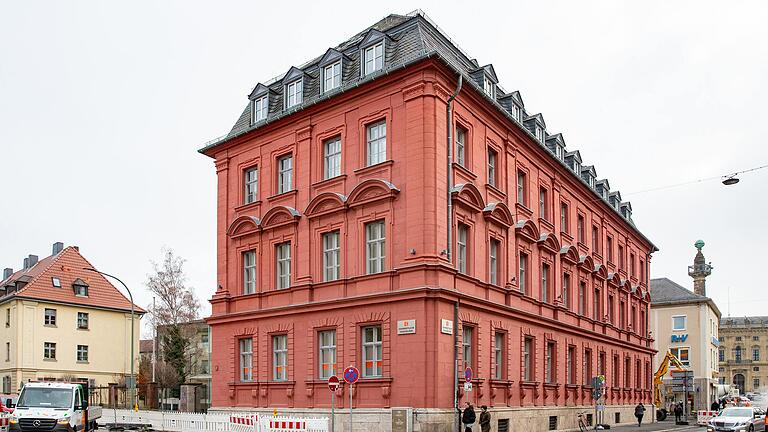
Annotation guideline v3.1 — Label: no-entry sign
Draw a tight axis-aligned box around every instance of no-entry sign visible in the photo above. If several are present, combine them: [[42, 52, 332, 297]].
[[328, 375, 340, 392]]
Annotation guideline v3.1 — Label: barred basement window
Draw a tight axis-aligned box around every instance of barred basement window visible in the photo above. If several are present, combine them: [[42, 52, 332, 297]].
[[548, 416, 557, 431]]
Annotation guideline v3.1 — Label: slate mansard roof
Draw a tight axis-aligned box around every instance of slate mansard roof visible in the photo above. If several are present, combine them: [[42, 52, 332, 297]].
[[199, 10, 656, 252], [649, 277, 721, 317]]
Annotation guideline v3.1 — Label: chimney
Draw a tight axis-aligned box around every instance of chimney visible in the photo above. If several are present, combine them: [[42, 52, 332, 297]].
[[688, 240, 713, 296], [2, 268, 11, 280], [23, 258, 29, 269], [52, 242, 64, 255], [27, 255, 38, 268]]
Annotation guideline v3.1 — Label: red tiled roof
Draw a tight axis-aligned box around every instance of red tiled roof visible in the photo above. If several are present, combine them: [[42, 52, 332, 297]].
[[0, 246, 145, 314]]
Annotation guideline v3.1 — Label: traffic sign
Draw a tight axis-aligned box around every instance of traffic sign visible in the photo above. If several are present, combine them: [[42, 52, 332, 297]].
[[464, 367, 473, 383], [463, 382, 473, 392], [328, 375, 340, 392], [343, 366, 360, 384]]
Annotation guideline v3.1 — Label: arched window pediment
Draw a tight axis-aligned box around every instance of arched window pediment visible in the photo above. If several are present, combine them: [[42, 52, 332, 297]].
[[560, 245, 580, 264], [347, 179, 399, 207], [261, 206, 301, 230], [483, 202, 513, 227], [227, 215, 261, 238], [514, 219, 539, 243], [537, 232, 561, 254], [593, 264, 609, 280], [578, 254, 595, 272], [305, 192, 347, 218], [451, 183, 485, 212]]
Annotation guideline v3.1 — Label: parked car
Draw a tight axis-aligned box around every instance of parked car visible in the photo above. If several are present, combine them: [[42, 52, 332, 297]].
[[707, 406, 766, 432]]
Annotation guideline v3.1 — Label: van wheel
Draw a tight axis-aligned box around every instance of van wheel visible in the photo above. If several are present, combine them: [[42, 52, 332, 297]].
[[747, 425, 753, 432]]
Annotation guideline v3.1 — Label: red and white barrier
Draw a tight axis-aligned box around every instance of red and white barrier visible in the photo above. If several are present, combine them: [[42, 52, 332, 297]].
[[268, 420, 306, 431], [697, 410, 718, 425]]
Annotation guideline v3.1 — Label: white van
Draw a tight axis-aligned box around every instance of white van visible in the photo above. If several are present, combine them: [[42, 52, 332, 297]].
[[9, 382, 101, 432]]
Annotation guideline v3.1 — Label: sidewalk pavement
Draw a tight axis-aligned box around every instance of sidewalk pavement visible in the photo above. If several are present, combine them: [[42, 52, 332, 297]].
[[607, 419, 703, 432]]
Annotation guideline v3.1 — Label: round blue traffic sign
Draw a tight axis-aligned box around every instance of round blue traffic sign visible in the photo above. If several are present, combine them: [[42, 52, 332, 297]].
[[465, 367, 473, 382], [344, 366, 360, 384]]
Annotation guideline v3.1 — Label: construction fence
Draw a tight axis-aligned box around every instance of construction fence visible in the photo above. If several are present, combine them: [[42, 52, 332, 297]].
[[98, 409, 328, 432]]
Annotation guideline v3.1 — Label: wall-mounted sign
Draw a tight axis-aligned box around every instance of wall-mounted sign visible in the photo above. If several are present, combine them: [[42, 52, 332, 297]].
[[441, 319, 453, 335], [397, 320, 416, 335], [671, 334, 688, 343], [711, 337, 720, 347]]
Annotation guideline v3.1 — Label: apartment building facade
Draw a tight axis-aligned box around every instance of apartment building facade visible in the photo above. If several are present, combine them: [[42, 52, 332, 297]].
[[719, 317, 768, 395], [201, 12, 657, 431], [0, 243, 143, 392]]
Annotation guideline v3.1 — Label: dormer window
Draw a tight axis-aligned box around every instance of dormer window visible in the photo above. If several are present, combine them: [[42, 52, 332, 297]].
[[573, 161, 581, 173], [555, 145, 564, 160], [252, 96, 268, 123], [72, 279, 89, 297], [483, 76, 495, 98], [323, 61, 342, 93], [363, 42, 384, 76], [588, 176, 595, 188], [535, 126, 545, 142], [510, 104, 521, 121], [284, 79, 303, 109]]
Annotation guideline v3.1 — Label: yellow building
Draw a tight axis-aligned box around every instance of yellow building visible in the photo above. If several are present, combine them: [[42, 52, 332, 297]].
[[0, 242, 143, 393], [718, 316, 768, 395]]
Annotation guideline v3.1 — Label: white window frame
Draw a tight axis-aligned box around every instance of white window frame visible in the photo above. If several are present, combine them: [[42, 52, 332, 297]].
[[562, 272, 570, 309], [323, 137, 342, 179], [535, 126, 545, 142], [43, 342, 56, 360], [239, 338, 253, 381], [523, 337, 533, 381], [363, 42, 384, 76], [494, 332, 504, 380], [457, 224, 468, 274], [539, 187, 547, 219], [578, 282, 586, 315], [510, 104, 520, 121], [545, 341, 555, 384], [555, 145, 564, 160], [284, 79, 303, 109], [318, 330, 337, 379], [366, 121, 386, 166], [541, 262, 549, 303], [276, 242, 291, 289], [243, 251, 257, 294], [670, 347, 690, 367], [365, 220, 385, 274], [323, 231, 340, 282], [44, 308, 56, 326], [76, 345, 88, 362], [362, 325, 382, 378], [489, 239, 499, 285], [487, 149, 497, 186], [323, 61, 342, 93], [462, 326, 474, 371], [278, 154, 293, 194], [483, 76, 495, 98], [455, 126, 466, 166], [244, 167, 258, 204], [519, 253, 527, 294], [272, 334, 288, 381], [253, 95, 268, 123], [77, 312, 89, 330], [672, 315, 687, 331], [516, 171, 525, 204]]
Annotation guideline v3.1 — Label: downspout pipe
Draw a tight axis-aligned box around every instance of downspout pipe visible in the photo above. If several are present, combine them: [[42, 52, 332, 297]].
[[447, 74, 462, 432]]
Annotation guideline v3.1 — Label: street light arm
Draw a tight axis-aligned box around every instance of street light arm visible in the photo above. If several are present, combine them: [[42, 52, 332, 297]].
[[82, 268, 133, 304]]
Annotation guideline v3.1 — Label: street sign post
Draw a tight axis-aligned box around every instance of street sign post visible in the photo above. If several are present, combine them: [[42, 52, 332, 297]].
[[344, 366, 360, 432], [328, 376, 340, 432]]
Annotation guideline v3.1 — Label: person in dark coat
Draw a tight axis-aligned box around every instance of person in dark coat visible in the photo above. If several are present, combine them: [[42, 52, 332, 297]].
[[462, 402, 476, 432], [674, 402, 683, 423], [634, 403, 646, 427], [479, 406, 490, 432], [711, 400, 720, 412]]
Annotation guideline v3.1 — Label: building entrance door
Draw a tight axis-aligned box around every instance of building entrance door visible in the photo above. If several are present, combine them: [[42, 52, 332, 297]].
[[733, 373, 745, 395]]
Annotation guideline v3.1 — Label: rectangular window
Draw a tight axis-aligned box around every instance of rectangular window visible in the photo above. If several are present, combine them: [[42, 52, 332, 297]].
[[362, 326, 382, 377], [631, 305, 637, 331], [489, 239, 499, 285], [593, 288, 601, 321], [640, 259, 645, 283], [494, 332, 504, 380], [244, 167, 258, 204], [365, 220, 386, 274], [517, 171, 526, 205], [624, 357, 631, 387], [672, 315, 686, 331], [366, 120, 387, 166], [483, 76, 495, 97], [620, 301, 626, 329], [319, 330, 337, 379], [253, 96, 268, 122], [599, 352, 607, 376], [243, 250, 257, 294], [539, 188, 548, 220], [541, 262, 549, 303], [669, 347, 690, 367], [753, 348, 760, 362], [44, 308, 56, 326], [577, 215, 585, 243], [5, 342, 9, 362], [276, 242, 291, 289], [76, 345, 88, 362], [323, 137, 342, 179], [560, 202, 569, 233], [578, 282, 586, 315], [545, 341, 556, 384], [719, 349, 725, 362], [74, 284, 88, 297], [457, 224, 468, 274], [592, 226, 599, 253], [523, 337, 533, 381], [519, 252, 528, 294], [462, 326, 474, 371], [323, 231, 340, 282], [754, 378, 760, 389], [607, 295, 614, 324], [562, 272, 570, 309], [323, 61, 342, 92], [77, 312, 89, 330], [363, 42, 384, 75], [487, 149, 497, 187], [285, 79, 303, 108], [567, 346, 576, 384], [618, 245, 625, 269], [272, 334, 288, 381], [630, 253, 636, 277], [455, 126, 467, 166], [607, 236, 614, 262], [52, 277, 61, 288], [277, 154, 293, 194], [240, 338, 253, 381], [4, 309, 8, 327], [43, 342, 56, 360], [584, 349, 593, 385], [613, 355, 620, 387]]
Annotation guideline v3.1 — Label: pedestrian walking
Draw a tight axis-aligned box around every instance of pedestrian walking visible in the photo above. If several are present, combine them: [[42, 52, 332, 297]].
[[711, 399, 720, 412], [462, 401, 476, 432], [634, 403, 646, 427], [674, 402, 683, 423], [479, 405, 491, 432]]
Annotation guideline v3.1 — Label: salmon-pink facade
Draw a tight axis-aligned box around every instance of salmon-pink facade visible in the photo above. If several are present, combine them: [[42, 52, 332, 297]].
[[202, 12, 657, 430]]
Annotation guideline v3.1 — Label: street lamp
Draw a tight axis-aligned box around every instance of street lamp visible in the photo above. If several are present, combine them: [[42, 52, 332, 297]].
[[83, 267, 136, 410]]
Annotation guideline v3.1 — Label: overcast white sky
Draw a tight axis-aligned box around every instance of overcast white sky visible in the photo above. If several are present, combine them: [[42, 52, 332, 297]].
[[1, 1, 766, 332]]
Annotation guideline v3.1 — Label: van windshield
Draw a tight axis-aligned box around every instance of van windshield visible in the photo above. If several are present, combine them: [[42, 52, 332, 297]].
[[17, 388, 72, 408]]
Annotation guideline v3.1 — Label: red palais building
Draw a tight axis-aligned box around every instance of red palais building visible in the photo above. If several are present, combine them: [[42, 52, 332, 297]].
[[201, 12, 657, 431]]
